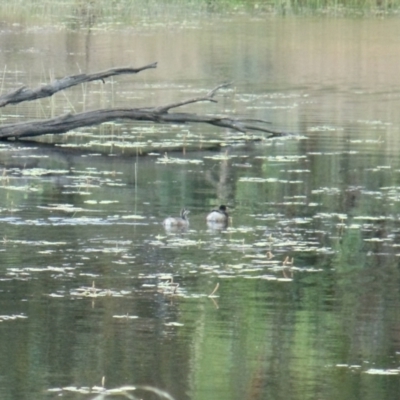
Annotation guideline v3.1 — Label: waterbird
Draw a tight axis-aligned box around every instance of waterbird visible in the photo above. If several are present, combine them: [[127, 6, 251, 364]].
[[163, 209, 190, 229], [206, 205, 228, 223]]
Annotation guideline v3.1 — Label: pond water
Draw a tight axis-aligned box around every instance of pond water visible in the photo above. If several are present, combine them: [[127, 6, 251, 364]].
[[0, 13, 400, 400]]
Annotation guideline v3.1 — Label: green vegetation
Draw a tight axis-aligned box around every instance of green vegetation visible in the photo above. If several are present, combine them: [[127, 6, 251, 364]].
[[0, 0, 399, 26], [271, 0, 400, 15]]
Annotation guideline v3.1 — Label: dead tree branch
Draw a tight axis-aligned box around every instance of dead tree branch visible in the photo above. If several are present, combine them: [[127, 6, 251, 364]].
[[0, 84, 285, 140], [154, 82, 231, 113], [0, 62, 157, 107], [0, 70, 288, 140]]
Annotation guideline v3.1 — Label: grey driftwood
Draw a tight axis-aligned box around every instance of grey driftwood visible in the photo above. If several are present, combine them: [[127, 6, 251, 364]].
[[0, 63, 286, 140], [0, 62, 158, 107]]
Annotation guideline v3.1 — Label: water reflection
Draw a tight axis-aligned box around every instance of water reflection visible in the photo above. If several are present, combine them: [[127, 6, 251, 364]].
[[0, 13, 399, 400], [207, 220, 228, 231]]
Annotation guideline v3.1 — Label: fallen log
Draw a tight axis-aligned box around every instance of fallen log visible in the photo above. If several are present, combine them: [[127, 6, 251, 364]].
[[0, 66, 287, 141]]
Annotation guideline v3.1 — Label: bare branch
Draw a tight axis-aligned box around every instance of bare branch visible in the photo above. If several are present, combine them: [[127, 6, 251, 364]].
[[154, 82, 231, 113], [0, 62, 157, 107], [0, 108, 285, 140], [0, 70, 287, 141]]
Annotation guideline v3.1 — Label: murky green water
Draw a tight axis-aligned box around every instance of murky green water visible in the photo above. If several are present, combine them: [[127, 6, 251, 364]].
[[0, 14, 400, 400]]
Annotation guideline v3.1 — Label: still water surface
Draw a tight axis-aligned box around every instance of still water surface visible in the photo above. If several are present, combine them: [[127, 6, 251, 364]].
[[0, 14, 399, 400]]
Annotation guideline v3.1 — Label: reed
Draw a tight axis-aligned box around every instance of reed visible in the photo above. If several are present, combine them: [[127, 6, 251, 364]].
[[0, 0, 399, 24], [273, 0, 400, 14]]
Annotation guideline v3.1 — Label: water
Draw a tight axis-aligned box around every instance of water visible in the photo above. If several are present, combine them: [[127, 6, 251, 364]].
[[0, 13, 399, 400]]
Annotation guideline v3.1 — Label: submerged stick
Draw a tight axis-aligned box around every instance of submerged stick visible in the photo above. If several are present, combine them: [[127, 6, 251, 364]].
[[208, 282, 220, 297]]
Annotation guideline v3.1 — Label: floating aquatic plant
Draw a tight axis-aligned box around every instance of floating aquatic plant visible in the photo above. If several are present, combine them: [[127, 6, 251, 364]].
[[48, 381, 176, 400], [156, 153, 203, 165], [164, 322, 184, 326], [113, 314, 139, 319], [0, 314, 27, 322], [70, 282, 131, 298], [364, 369, 400, 375]]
